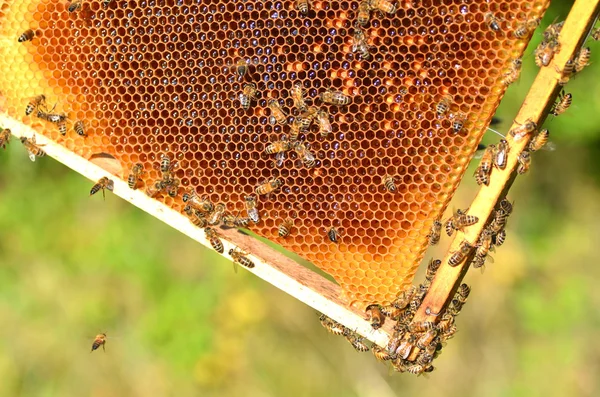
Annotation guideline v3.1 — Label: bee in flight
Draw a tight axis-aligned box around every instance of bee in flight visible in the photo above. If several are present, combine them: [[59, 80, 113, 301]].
[[91, 333, 107, 352], [90, 177, 114, 200], [0, 128, 11, 149], [20, 135, 46, 162]]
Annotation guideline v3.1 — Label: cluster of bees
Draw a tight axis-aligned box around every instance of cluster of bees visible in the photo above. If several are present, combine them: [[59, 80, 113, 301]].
[[319, 258, 470, 375]]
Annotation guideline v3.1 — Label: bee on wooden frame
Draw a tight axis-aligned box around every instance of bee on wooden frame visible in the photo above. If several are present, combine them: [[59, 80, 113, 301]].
[[20, 135, 46, 162], [90, 177, 114, 200]]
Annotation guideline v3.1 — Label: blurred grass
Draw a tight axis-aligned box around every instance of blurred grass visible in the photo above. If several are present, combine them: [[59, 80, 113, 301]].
[[2, 2, 600, 396]]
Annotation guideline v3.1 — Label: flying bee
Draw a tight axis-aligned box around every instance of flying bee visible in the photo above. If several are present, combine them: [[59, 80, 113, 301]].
[[551, 91, 572, 116], [517, 151, 531, 174], [408, 321, 435, 333], [256, 177, 283, 196], [345, 332, 370, 352], [296, 0, 312, 15], [244, 195, 260, 223], [445, 208, 478, 236], [319, 89, 350, 106], [240, 83, 259, 110], [229, 247, 255, 271], [36, 109, 67, 124], [208, 203, 226, 225], [514, 17, 540, 39], [68, 0, 83, 12], [493, 139, 510, 170], [556, 59, 575, 86], [509, 119, 537, 142], [268, 99, 289, 125], [204, 227, 224, 254], [20, 135, 45, 162], [234, 59, 249, 77], [368, 0, 397, 14], [501, 58, 522, 86], [265, 137, 292, 155], [452, 112, 467, 133], [356, 1, 372, 26], [448, 240, 473, 267], [383, 174, 397, 193], [574, 47, 591, 74], [91, 333, 107, 352], [182, 190, 214, 213], [298, 106, 318, 130], [0, 128, 10, 149], [316, 109, 332, 138], [425, 258, 441, 283], [365, 304, 385, 330], [416, 329, 438, 349], [427, 220, 442, 246], [435, 94, 452, 116], [534, 40, 560, 67], [291, 82, 308, 111], [352, 27, 372, 60], [529, 129, 549, 152], [327, 227, 341, 243], [25, 95, 46, 116], [127, 163, 144, 190], [474, 144, 495, 186], [493, 228, 507, 246], [319, 314, 348, 336], [18, 29, 35, 42], [278, 218, 294, 238], [90, 177, 114, 200], [73, 120, 87, 137], [484, 12, 503, 32], [372, 345, 393, 362]]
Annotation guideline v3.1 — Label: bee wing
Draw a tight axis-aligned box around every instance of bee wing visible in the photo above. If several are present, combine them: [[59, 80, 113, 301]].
[[28, 150, 36, 162], [543, 141, 557, 151], [233, 261, 238, 274]]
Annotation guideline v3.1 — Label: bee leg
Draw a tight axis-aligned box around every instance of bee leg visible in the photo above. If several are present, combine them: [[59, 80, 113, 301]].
[[102, 187, 106, 201], [102, 344, 106, 352]]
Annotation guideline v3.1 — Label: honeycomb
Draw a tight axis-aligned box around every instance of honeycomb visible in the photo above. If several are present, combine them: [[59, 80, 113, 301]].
[[0, 0, 548, 308]]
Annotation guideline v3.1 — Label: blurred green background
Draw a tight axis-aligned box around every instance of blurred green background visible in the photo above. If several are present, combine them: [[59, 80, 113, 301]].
[[2, 2, 600, 396]]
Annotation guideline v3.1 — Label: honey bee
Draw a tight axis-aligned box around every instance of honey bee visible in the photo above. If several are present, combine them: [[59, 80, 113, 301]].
[[356, 1, 372, 26], [456, 283, 471, 303], [474, 144, 495, 186], [425, 258, 441, 283], [298, 106, 318, 130], [182, 190, 214, 213], [58, 121, 67, 136], [406, 364, 432, 376], [235, 59, 249, 77], [319, 314, 348, 336], [556, 59, 575, 86], [395, 335, 416, 359], [435, 94, 452, 116], [244, 195, 260, 223], [0, 128, 10, 149], [574, 47, 591, 74], [327, 227, 341, 243], [393, 285, 417, 310], [20, 135, 45, 162], [18, 29, 35, 42], [408, 321, 435, 333], [288, 120, 302, 142], [365, 304, 385, 330], [484, 12, 503, 32], [345, 332, 370, 352], [278, 218, 294, 238], [240, 83, 259, 110], [91, 333, 107, 352], [416, 329, 438, 349], [543, 20, 564, 42], [517, 151, 531, 174], [229, 247, 255, 271], [208, 203, 226, 225], [445, 208, 478, 236], [427, 220, 442, 246], [291, 82, 308, 111], [319, 89, 350, 106], [452, 112, 467, 133], [515, 17, 540, 39], [25, 95, 46, 116], [127, 163, 144, 190], [475, 228, 494, 264], [36, 109, 67, 124], [234, 214, 252, 228], [293, 142, 316, 168], [501, 58, 522, 86], [160, 154, 172, 174], [368, 0, 396, 14], [534, 40, 560, 67], [90, 177, 114, 200], [551, 91, 572, 116], [380, 304, 402, 320], [489, 207, 510, 234], [316, 109, 332, 138], [448, 240, 473, 267], [437, 313, 455, 333], [509, 118, 537, 142], [296, 0, 312, 15], [383, 174, 397, 193], [68, 0, 83, 12], [184, 206, 207, 228], [372, 345, 393, 361], [165, 177, 180, 198], [493, 139, 510, 170], [493, 228, 507, 246], [352, 27, 372, 60], [268, 99, 289, 125], [416, 351, 435, 366], [256, 177, 283, 196], [498, 197, 514, 214], [72, 120, 86, 137], [593, 27, 600, 41], [204, 227, 224, 254], [529, 129, 549, 152], [441, 324, 457, 340]]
